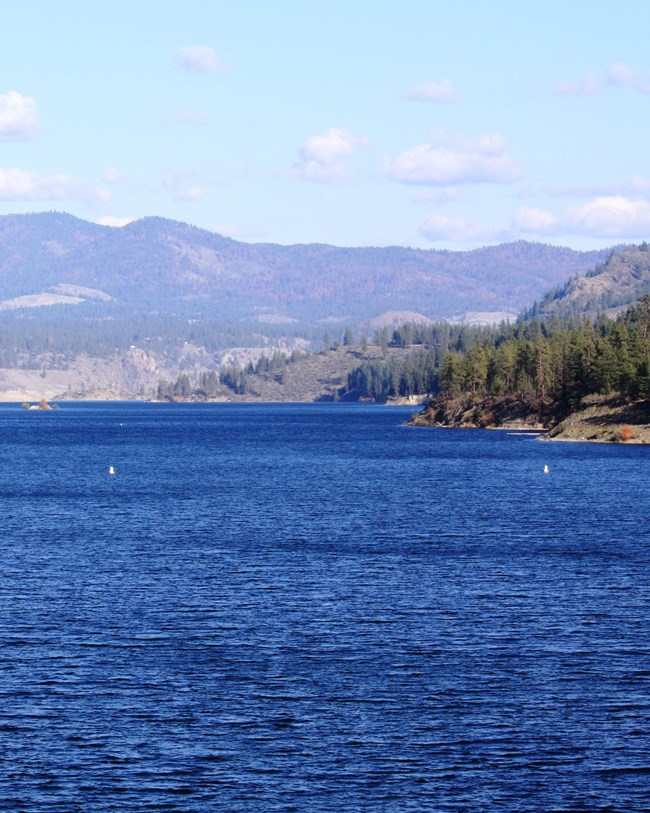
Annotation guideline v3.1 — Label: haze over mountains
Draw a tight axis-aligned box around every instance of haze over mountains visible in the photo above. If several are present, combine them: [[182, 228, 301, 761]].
[[0, 210, 641, 400], [0, 212, 610, 325]]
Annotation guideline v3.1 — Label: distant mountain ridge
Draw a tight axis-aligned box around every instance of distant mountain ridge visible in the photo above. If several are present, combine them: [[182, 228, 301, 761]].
[[524, 244, 650, 320], [0, 212, 611, 323], [0, 211, 627, 401]]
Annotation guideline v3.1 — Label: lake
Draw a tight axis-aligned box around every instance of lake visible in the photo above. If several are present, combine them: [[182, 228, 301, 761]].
[[0, 402, 648, 812]]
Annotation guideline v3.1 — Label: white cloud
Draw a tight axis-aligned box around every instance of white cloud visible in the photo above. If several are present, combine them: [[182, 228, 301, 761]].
[[553, 74, 601, 96], [388, 134, 522, 186], [0, 168, 77, 200], [98, 216, 135, 227], [632, 175, 650, 193], [295, 160, 347, 184], [174, 45, 226, 73], [554, 63, 650, 96], [163, 172, 206, 201], [0, 91, 39, 140], [211, 223, 248, 238], [507, 195, 650, 240], [418, 214, 484, 242], [294, 127, 368, 184], [606, 61, 650, 93], [512, 207, 558, 234], [466, 134, 508, 155], [300, 127, 364, 164], [84, 186, 113, 209], [569, 195, 650, 237], [177, 186, 205, 201], [103, 166, 127, 183], [404, 78, 457, 102], [606, 61, 636, 86]]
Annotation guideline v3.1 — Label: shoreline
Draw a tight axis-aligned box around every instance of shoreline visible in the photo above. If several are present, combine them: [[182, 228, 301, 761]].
[[406, 393, 650, 445]]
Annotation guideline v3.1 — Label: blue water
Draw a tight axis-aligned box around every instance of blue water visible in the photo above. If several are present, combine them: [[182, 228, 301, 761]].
[[0, 402, 649, 812]]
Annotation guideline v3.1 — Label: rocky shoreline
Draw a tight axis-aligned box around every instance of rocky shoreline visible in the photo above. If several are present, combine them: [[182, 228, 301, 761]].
[[407, 393, 650, 444], [407, 393, 551, 431], [545, 395, 650, 443]]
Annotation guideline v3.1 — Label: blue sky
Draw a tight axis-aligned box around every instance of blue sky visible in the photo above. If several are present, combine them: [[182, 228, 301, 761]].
[[1, 0, 649, 250]]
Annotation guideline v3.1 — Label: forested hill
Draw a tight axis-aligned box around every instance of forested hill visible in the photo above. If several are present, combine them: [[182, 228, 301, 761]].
[[523, 244, 650, 320], [406, 295, 650, 442], [0, 212, 610, 323]]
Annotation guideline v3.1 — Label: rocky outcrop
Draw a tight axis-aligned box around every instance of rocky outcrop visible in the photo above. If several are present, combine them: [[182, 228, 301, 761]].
[[408, 392, 650, 444], [547, 395, 650, 443], [407, 394, 550, 430], [0, 348, 175, 401]]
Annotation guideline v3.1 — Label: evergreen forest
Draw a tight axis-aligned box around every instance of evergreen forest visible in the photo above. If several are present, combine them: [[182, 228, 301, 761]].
[[340, 297, 650, 408]]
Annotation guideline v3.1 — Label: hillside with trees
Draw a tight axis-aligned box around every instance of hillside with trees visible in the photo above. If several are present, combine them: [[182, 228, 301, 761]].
[[408, 296, 650, 441], [523, 243, 650, 320], [336, 244, 650, 402], [0, 211, 609, 335], [154, 345, 419, 404], [0, 213, 643, 404]]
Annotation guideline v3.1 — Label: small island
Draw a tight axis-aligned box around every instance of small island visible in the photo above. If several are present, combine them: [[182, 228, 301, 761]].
[[21, 398, 59, 411]]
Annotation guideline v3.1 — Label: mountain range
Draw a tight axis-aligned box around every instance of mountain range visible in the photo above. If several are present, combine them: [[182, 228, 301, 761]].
[[0, 211, 611, 326], [525, 243, 650, 320], [0, 211, 638, 400]]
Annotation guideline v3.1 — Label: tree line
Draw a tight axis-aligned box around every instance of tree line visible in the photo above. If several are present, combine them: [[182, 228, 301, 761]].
[[339, 299, 650, 406], [437, 297, 650, 407], [338, 321, 503, 401], [153, 296, 650, 406], [155, 348, 312, 400]]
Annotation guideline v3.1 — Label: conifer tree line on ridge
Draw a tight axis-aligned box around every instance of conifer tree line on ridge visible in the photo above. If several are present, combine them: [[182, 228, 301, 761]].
[[341, 297, 650, 407], [155, 295, 650, 407]]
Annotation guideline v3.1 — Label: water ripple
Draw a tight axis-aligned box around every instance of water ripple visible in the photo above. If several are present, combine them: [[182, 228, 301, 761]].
[[0, 403, 648, 811]]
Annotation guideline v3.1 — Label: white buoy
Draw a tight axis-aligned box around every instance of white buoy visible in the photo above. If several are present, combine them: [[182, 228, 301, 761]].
[[108, 466, 115, 475], [543, 464, 549, 474]]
